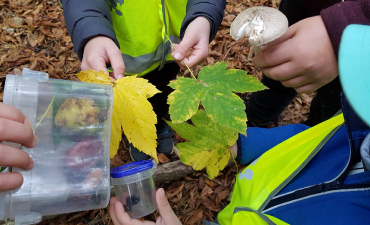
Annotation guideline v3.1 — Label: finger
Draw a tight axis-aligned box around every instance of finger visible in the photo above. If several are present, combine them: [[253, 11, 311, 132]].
[[253, 38, 294, 69], [280, 75, 312, 88], [109, 74, 117, 82], [0, 103, 30, 126], [170, 44, 187, 70], [260, 24, 297, 52], [0, 144, 34, 170], [171, 33, 198, 62], [109, 197, 120, 225], [294, 83, 319, 94], [107, 48, 125, 80], [261, 61, 298, 81], [114, 200, 142, 225], [156, 188, 181, 225], [253, 25, 299, 68], [181, 47, 208, 69], [171, 44, 178, 54], [82, 56, 110, 75], [0, 173, 24, 192], [155, 216, 166, 225], [0, 118, 37, 148]]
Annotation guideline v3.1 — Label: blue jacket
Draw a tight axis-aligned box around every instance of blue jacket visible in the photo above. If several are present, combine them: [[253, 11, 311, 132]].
[[234, 94, 370, 224]]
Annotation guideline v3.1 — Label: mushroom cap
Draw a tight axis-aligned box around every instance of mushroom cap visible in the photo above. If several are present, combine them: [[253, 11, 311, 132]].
[[230, 6, 288, 46]]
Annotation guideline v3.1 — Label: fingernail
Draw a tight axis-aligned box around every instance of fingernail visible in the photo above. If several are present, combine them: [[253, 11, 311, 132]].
[[24, 117, 31, 126], [29, 157, 34, 170], [174, 52, 182, 60], [159, 188, 165, 198], [110, 197, 117, 205], [32, 135, 38, 146], [117, 74, 123, 80]]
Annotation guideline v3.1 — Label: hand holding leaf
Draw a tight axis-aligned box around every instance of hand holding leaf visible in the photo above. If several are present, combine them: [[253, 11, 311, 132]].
[[76, 70, 160, 161]]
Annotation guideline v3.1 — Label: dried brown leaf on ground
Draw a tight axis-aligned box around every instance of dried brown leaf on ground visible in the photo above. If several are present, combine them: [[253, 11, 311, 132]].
[[158, 153, 171, 164], [166, 181, 185, 199], [185, 209, 203, 225]]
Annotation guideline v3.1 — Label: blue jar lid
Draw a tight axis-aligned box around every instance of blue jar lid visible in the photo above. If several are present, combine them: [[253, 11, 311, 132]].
[[110, 159, 155, 178]]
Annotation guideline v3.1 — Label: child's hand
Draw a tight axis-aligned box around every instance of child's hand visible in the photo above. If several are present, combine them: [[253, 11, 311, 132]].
[[252, 16, 338, 94], [171, 17, 211, 70], [0, 102, 36, 192], [109, 188, 182, 225], [82, 36, 125, 80]]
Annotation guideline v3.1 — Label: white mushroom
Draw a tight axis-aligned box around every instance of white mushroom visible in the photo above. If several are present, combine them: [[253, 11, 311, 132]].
[[230, 6, 288, 54]]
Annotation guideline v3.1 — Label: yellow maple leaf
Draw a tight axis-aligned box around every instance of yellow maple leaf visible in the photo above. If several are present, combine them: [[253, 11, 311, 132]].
[[76, 70, 160, 162], [75, 70, 113, 84]]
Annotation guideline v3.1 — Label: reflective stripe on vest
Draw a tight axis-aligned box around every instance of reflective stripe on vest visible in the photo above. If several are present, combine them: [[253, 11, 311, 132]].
[[216, 113, 345, 225], [110, 0, 187, 76]]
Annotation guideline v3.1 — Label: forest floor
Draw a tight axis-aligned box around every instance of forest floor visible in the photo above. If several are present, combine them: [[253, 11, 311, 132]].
[[0, 0, 313, 224]]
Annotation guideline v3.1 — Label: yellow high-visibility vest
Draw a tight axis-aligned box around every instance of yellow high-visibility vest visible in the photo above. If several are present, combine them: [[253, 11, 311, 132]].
[[216, 113, 344, 225], [110, 0, 187, 76]]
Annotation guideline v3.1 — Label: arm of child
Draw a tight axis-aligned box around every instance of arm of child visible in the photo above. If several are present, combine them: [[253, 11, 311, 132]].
[[109, 188, 182, 225], [171, 0, 226, 69], [252, 0, 370, 94], [61, 0, 125, 79], [0, 103, 36, 192]]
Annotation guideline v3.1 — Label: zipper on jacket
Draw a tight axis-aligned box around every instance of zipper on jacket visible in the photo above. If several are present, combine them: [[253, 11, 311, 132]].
[[264, 109, 366, 211], [264, 179, 343, 210], [159, 0, 168, 71], [264, 180, 370, 213]]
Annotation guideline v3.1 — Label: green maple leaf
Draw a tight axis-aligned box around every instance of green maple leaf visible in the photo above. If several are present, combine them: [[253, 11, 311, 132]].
[[168, 61, 266, 134], [166, 110, 239, 179]]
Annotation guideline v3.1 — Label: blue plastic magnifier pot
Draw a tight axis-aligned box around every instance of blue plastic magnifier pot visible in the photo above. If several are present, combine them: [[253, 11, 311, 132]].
[[111, 159, 157, 219]]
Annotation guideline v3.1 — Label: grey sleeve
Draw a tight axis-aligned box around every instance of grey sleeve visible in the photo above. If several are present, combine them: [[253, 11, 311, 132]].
[[180, 0, 226, 42], [61, 0, 120, 61]]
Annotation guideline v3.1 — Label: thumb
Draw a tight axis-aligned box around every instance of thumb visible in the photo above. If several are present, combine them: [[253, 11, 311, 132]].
[[172, 35, 197, 61], [156, 188, 181, 225], [107, 48, 126, 80]]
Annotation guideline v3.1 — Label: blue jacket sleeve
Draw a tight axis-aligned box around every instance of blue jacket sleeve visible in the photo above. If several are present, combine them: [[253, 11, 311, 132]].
[[181, 0, 226, 42], [236, 124, 310, 165], [61, 0, 119, 61]]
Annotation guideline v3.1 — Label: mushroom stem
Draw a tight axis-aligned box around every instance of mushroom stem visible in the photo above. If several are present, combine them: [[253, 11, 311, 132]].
[[253, 46, 261, 56]]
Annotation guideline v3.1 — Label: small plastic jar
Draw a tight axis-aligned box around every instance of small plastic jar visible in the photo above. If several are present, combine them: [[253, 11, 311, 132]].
[[111, 159, 157, 218], [0, 68, 113, 225]]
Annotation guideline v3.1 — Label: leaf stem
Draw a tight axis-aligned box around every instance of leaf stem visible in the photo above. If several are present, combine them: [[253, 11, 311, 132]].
[[34, 96, 55, 131], [229, 148, 239, 175], [164, 34, 196, 79], [19, 96, 55, 149]]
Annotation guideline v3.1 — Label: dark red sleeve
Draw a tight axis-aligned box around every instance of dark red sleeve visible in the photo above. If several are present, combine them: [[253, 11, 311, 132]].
[[320, 0, 370, 58]]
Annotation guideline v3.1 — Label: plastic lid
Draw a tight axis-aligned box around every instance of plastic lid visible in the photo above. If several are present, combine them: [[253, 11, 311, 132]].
[[4, 68, 48, 106], [110, 160, 155, 178], [3, 75, 16, 106]]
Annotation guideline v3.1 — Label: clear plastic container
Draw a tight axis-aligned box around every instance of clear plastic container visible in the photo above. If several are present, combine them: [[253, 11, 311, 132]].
[[0, 68, 113, 225], [111, 160, 157, 219]]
